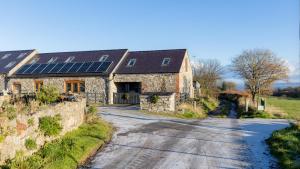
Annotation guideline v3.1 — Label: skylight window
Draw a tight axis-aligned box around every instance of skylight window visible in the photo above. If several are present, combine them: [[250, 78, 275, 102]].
[[5, 61, 16, 68], [65, 56, 75, 63], [47, 57, 58, 64], [30, 58, 39, 64], [99, 55, 109, 62], [127, 59, 136, 67], [162, 58, 171, 66], [2, 53, 11, 60], [17, 52, 27, 59]]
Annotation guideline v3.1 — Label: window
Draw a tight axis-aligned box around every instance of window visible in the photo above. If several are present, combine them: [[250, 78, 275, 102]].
[[30, 58, 39, 64], [17, 52, 27, 59], [99, 55, 109, 62], [12, 83, 21, 94], [65, 56, 75, 63], [5, 61, 16, 68], [161, 58, 171, 66], [47, 57, 58, 64], [65, 80, 85, 93], [35, 81, 43, 92], [2, 53, 11, 60], [80, 82, 85, 92], [127, 59, 136, 67]]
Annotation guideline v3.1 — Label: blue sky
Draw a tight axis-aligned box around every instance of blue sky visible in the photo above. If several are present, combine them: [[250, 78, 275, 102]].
[[0, 0, 299, 82]]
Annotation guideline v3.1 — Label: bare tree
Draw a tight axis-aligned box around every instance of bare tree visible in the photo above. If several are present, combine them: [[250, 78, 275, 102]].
[[231, 49, 289, 102], [221, 81, 237, 91], [193, 59, 223, 97]]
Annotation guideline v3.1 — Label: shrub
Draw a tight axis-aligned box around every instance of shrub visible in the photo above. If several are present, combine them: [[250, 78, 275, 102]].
[[150, 95, 160, 104], [29, 100, 40, 113], [0, 135, 5, 143], [1, 102, 17, 120], [86, 105, 98, 123], [25, 138, 37, 150], [39, 114, 62, 136], [36, 85, 60, 104], [27, 118, 34, 127], [121, 93, 129, 100], [5, 120, 113, 169], [178, 103, 206, 119]]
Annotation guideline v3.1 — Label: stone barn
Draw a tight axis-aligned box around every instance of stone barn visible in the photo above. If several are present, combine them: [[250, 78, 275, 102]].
[[0, 48, 194, 105]]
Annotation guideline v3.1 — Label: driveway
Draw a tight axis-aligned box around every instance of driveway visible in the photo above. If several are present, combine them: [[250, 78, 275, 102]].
[[85, 106, 289, 169]]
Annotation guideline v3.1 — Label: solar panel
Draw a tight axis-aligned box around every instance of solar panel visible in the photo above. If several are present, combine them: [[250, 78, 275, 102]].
[[40, 64, 56, 74], [86, 62, 103, 72], [49, 63, 65, 73], [59, 63, 74, 73], [16, 64, 32, 74], [96, 61, 112, 72], [24, 64, 40, 74], [77, 62, 93, 73], [32, 64, 48, 74], [67, 62, 83, 73]]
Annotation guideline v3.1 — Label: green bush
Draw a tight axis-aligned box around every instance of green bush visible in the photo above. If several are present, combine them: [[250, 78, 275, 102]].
[[27, 118, 34, 127], [150, 95, 160, 104], [1, 102, 17, 120], [25, 138, 37, 150], [39, 115, 62, 136], [0, 135, 5, 143], [6, 120, 113, 169], [86, 105, 99, 123], [266, 125, 300, 169], [36, 85, 60, 104], [6, 151, 43, 169]]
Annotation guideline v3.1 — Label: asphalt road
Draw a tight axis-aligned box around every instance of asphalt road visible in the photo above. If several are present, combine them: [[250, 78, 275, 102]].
[[84, 106, 289, 169]]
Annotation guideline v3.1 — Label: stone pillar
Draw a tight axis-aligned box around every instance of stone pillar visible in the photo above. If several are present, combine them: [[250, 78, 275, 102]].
[[107, 78, 116, 105]]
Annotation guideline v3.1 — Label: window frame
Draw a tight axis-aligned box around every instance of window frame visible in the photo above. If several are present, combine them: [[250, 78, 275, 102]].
[[161, 58, 171, 66], [99, 55, 109, 62], [47, 57, 58, 64], [127, 58, 136, 67], [65, 56, 75, 63], [5, 61, 16, 68], [64, 80, 85, 93], [2, 53, 11, 60], [17, 52, 27, 59]]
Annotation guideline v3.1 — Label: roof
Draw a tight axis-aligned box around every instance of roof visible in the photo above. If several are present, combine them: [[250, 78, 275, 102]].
[[115, 49, 187, 74], [0, 50, 35, 74], [27, 49, 128, 75]]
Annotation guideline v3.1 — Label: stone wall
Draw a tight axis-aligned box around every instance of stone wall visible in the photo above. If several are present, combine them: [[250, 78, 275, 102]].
[[0, 74, 5, 92], [0, 95, 10, 106], [140, 93, 176, 112], [8, 76, 107, 94], [114, 73, 179, 93], [0, 99, 86, 164], [178, 53, 194, 98]]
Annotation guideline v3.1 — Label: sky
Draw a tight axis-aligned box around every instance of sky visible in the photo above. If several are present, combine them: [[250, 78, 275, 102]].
[[0, 0, 299, 83]]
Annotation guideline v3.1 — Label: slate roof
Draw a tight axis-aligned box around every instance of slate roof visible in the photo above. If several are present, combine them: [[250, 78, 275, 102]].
[[32, 49, 128, 75], [0, 50, 35, 74], [115, 49, 187, 74]]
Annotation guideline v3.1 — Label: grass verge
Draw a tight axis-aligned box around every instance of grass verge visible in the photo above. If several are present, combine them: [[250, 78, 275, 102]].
[[3, 119, 113, 169], [238, 96, 300, 119], [266, 124, 300, 169], [267, 97, 300, 119], [141, 102, 206, 119]]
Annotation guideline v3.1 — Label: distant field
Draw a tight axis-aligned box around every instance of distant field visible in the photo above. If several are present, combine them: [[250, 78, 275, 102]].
[[267, 97, 300, 119]]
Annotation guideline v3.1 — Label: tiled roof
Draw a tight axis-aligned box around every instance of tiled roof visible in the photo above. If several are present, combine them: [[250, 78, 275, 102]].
[[115, 49, 187, 74], [0, 50, 35, 73], [33, 49, 128, 74]]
